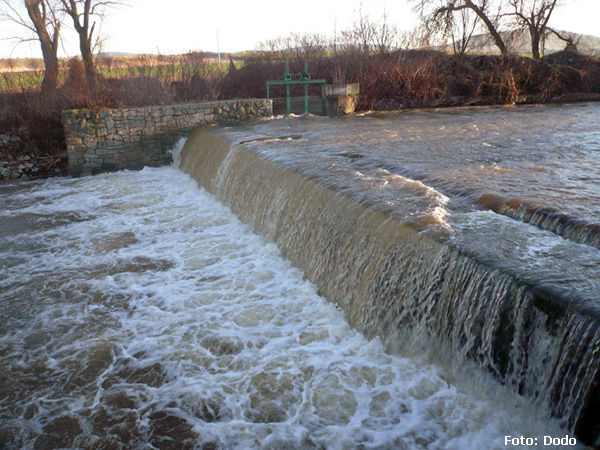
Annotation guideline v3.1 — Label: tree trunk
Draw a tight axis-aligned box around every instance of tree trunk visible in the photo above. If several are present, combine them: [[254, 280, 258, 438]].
[[25, 0, 60, 96], [530, 27, 541, 59], [63, 0, 97, 87], [465, 0, 509, 56], [78, 32, 96, 85], [40, 39, 59, 95]]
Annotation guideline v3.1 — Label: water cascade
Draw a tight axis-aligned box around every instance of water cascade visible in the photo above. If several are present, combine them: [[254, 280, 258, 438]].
[[4, 157, 572, 449], [180, 118, 600, 445]]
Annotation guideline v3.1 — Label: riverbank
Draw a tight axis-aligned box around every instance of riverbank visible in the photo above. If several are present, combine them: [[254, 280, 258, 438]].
[[1, 50, 599, 180], [221, 50, 600, 110], [0, 151, 68, 180]]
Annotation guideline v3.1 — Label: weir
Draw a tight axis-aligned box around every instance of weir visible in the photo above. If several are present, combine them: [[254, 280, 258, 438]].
[[180, 124, 600, 445]]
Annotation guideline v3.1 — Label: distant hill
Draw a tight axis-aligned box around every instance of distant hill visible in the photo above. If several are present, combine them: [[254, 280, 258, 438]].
[[441, 29, 600, 57], [97, 52, 138, 57]]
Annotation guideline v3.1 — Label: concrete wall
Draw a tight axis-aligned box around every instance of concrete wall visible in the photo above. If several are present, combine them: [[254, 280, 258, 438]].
[[324, 83, 360, 117], [62, 99, 272, 176]]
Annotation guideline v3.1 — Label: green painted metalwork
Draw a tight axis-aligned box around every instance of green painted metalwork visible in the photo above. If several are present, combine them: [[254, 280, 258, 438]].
[[266, 59, 326, 115]]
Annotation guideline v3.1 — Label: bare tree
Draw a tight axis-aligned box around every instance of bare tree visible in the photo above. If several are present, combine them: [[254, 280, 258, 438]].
[[368, 8, 399, 53], [293, 33, 329, 61], [25, 0, 60, 93], [414, 0, 509, 55], [507, 0, 559, 58], [340, 7, 376, 53], [397, 26, 437, 50], [549, 29, 582, 52], [339, 7, 398, 54], [449, 8, 479, 57], [57, 0, 119, 84], [1, 0, 61, 95], [256, 35, 294, 60], [420, 3, 478, 56]]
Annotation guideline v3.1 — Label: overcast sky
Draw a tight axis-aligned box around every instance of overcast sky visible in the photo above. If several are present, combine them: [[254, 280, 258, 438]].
[[1, 0, 599, 59]]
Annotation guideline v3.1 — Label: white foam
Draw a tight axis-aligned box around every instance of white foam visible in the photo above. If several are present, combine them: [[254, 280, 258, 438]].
[[0, 161, 574, 449], [168, 137, 188, 168]]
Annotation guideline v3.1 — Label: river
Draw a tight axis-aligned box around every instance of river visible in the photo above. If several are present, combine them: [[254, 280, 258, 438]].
[[2, 103, 599, 449]]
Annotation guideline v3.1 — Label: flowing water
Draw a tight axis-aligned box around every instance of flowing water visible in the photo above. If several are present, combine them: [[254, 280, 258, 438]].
[[179, 103, 600, 445], [1, 103, 598, 449], [213, 102, 600, 247], [0, 160, 565, 450]]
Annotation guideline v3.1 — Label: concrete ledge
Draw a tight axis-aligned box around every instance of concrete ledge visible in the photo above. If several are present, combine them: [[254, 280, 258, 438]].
[[324, 83, 360, 116], [324, 83, 360, 97]]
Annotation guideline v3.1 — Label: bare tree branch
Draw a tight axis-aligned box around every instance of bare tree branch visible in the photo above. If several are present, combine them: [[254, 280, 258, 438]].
[[1, 0, 62, 94], [506, 0, 560, 58], [413, 0, 509, 55], [56, 0, 124, 84]]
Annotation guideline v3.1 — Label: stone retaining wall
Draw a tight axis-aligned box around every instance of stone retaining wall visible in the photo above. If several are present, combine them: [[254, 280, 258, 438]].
[[63, 99, 272, 176]]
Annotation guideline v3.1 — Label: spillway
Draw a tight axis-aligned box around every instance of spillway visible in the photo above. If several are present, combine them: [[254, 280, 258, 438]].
[[1, 103, 599, 449], [180, 103, 600, 446]]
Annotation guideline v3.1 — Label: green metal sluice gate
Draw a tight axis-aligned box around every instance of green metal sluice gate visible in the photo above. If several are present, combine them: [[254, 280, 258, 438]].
[[266, 59, 326, 115]]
